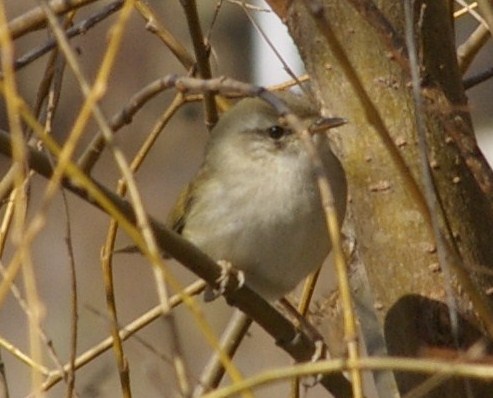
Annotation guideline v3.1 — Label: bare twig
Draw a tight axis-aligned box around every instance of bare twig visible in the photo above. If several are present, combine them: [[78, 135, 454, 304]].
[[34, 1, 136, 396], [8, 0, 100, 39], [1, 114, 244, 394], [193, 310, 253, 397], [0, 258, 67, 378], [454, 1, 478, 18], [77, 79, 192, 172], [0, 173, 16, 255], [41, 281, 206, 390], [454, 1, 491, 76], [100, 217, 132, 398], [180, 0, 218, 128], [13, 0, 124, 71], [0, 8, 32, 393], [36, 25, 80, 395], [267, 74, 310, 91], [454, 0, 485, 23], [241, 4, 303, 87], [200, 356, 493, 398], [0, 334, 49, 376], [99, 93, 192, 398], [457, 24, 490, 74], [403, 338, 490, 398], [0, 75, 354, 397], [463, 66, 493, 89], [134, 0, 195, 69], [477, 0, 493, 36], [404, 0, 460, 350], [298, 268, 322, 317]]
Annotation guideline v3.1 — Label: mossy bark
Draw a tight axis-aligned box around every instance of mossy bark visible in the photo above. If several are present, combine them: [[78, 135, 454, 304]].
[[269, 0, 493, 396]]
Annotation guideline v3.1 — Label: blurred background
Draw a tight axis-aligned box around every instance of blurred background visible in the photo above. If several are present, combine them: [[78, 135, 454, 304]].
[[0, 1, 491, 397]]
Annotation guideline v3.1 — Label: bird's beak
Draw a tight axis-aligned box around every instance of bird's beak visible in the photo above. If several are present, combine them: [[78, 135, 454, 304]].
[[309, 116, 347, 134]]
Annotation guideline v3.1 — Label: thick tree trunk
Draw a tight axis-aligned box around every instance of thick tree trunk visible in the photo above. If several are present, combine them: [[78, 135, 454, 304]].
[[269, 0, 493, 396]]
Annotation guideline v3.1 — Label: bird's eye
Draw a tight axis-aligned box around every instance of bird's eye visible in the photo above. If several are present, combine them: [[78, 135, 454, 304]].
[[267, 125, 288, 140]]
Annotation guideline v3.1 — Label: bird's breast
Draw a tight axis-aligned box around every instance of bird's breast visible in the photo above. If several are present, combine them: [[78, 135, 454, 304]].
[[183, 157, 330, 299]]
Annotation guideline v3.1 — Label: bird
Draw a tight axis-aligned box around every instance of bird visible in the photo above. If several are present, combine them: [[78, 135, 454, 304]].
[[167, 92, 347, 301]]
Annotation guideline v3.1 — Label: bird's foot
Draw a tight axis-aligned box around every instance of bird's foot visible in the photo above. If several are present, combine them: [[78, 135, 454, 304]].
[[204, 260, 245, 301]]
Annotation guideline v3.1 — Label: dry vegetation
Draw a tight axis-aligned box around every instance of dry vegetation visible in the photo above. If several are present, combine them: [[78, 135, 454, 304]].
[[0, 1, 493, 397]]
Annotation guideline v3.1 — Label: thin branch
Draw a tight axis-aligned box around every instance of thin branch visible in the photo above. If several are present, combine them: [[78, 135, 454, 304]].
[[457, 24, 490, 75], [403, 338, 490, 398], [0, 258, 67, 378], [200, 356, 493, 398], [0, 75, 354, 397], [454, 1, 479, 19], [41, 281, 206, 390], [193, 311, 253, 396], [454, 0, 486, 24], [5, 114, 245, 393], [0, 334, 50, 376], [37, 33, 80, 396], [77, 78, 192, 172], [463, 65, 493, 89], [180, 0, 218, 128], [404, 0, 460, 348], [0, 0, 30, 339], [75, 72, 306, 163], [101, 217, 132, 398], [13, 0, 124, 71], [267, 74, 310, 91], [477, 0, 493, 37], [99, 93, 193, 398], [8, 0, 100, 40], [0, 191, 62, 387], [241, 4, 303, 87], [134, 0, 195, 69], [0, 172, 16, 255]]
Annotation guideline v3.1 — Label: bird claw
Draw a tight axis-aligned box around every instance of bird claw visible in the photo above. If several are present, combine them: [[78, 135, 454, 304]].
[[298, 339, 326, 388], [276, 326, 327, 388], [311, 339, 327, 362], [203, 260, 245, 301]]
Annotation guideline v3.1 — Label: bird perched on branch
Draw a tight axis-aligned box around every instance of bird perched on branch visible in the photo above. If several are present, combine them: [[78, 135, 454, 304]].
[[168, 92, 347, 300]]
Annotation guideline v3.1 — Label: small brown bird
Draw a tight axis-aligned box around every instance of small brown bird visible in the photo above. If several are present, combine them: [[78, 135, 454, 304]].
[[168, 93, 347, 300]]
